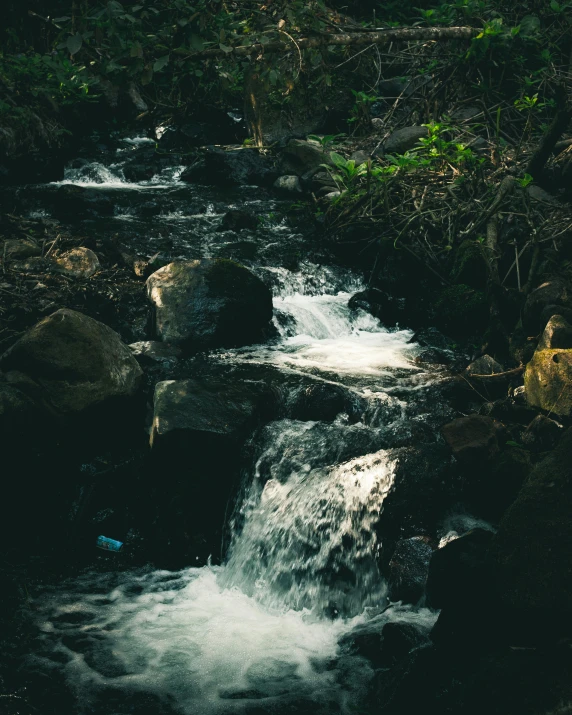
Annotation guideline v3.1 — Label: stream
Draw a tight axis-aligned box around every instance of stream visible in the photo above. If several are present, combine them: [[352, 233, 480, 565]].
[[14, 136, 481, 715]]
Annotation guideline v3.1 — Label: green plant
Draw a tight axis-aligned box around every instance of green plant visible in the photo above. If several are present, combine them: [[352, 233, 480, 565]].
[[517, 173, 534, 188], [307, 133, 346, 148]]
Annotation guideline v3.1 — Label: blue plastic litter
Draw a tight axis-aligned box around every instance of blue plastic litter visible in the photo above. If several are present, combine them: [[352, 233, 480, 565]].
[[96, 535, 124, 552]]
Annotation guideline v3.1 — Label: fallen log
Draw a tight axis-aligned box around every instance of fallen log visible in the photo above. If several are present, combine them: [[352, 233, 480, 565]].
[[186, 26, 479, 60]]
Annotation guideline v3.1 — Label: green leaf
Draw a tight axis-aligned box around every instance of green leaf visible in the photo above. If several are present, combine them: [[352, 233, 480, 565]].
[[153, 55, 170, 71], [550, 0, 561, 10], [66, 33, 83, 55], [107, 0, 124, 15], [219, 43, 233, 53], [268, 69, 278, 85], [329, 152, 347, 169], [53, 16, 71, 22], [130, 41, 143, 58], [520, 14, 540, 37], [190, 34, 205, 51]]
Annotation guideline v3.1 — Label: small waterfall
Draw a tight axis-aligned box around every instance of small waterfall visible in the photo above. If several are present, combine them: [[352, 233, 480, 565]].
[[222, 429, 396, 617]]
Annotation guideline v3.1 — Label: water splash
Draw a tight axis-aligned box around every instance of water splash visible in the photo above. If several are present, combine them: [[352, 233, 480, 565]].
[[222, 427, 397, 617]]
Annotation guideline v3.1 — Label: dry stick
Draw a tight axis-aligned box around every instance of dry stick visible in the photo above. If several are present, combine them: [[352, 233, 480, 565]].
[[467, 366, 524, 379], [514, 240, 522, 291], [486, 214, 500, 283], [44, 234, 61, 259], [502, 240, 531, 286]]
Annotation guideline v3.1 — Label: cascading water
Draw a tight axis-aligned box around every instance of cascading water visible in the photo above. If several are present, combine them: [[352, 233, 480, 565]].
[[22, 141, 449, 715]]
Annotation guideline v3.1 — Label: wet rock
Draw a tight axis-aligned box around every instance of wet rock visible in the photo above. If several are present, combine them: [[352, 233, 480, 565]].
[[138, 200, 162, 217], [219, 209, 258, 232], [52, 247, 100, 278], [442, 415, 501, 464], [150, 377, 272, 452], [490, 428, 572, 642], [379, 443, 456, 551], [349, 288, 391, 323], [52, 184, 114, 220], [523, 280, 572, 334], [378, 126, 428, 155], [521, 414, 563, 452], [2, 237, 41, 260], [379, 621, 431, 668], [415, 348, 451, 365], [537, 314, 572, 349], [158, 112, 246, 151], [273, 175, 303, 194], [279, 139, 333, 177], [524, 344, 572, 416], [0, 308, 142, 414], [122, 160, 159, 183], [387, 536, 434, 604], [146, 259, 273, 353], [129, 341, 182, 366], [180, 148, 276, 187], [290, 383, 361, 422]]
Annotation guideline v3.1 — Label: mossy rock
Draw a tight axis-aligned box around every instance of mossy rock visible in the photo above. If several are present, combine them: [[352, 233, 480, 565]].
[[524, 347, 572, 416]]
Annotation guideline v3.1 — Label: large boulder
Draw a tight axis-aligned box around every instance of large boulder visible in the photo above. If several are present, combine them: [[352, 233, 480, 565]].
[[150, 376, 273, 454], [524, 343, 572, 417], [179, 147, 276, 187], [537, 314, 572, 350], [146, 259, 273, 353], [0, 309, 142, 414], [279, 139, 333, 177], [378, 126, 428, 155], [490, 428, 572, 641], [147, 375, 276, 565], [52, 184, 114, 220]]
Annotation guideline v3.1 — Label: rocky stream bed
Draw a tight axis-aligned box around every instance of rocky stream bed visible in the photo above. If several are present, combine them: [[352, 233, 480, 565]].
[[1, 134, 572, 715]]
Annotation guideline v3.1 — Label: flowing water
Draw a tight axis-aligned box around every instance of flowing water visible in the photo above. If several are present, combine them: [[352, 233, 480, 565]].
[[16, 137, 463, 715]]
